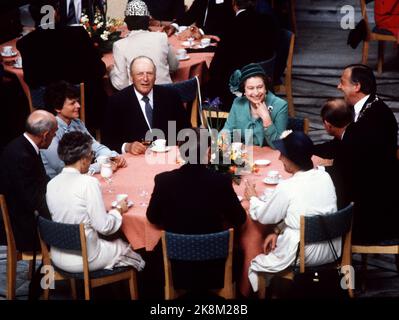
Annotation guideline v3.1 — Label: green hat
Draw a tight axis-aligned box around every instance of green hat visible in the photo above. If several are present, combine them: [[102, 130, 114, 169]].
[[229, 63, 266, 94]]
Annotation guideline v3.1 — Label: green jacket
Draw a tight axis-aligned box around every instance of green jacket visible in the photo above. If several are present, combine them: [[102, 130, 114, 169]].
[[222, 91, 288, 148]]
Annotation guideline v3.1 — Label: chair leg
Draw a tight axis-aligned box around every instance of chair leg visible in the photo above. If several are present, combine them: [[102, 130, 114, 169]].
[[257, 274, 266, 299], [128, 270, 138, 300], [43, 288, 50, 300], [362, 41, 369, 64], [6, 251, 17, 300], [377, 41, 384, 74], [70, 279, 78, 300]]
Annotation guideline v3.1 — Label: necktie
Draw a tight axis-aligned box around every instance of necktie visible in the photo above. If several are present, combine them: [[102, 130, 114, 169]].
[[142, 96, 153, 128], [67, 0, 77, 24]]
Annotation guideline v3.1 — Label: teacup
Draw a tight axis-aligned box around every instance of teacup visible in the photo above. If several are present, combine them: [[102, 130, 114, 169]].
[[200, 38, 211, 47], [2, 46, 13, 56], [176, 48, 187, 59], [116, 193, 128, 202], [96, 155, 110, 165], [153, 139, 166, 150], [267, 170, 280, 183]]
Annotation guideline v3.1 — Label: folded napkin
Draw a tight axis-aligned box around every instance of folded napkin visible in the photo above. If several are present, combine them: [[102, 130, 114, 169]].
[[186, 46, 217, 53]]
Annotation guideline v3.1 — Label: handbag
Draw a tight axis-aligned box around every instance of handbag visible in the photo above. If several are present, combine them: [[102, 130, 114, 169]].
[[291, 217, 347, 299], [347, 19, 367, 49]]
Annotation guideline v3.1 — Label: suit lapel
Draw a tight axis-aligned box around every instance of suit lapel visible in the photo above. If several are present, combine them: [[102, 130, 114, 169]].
[[129, 87, 151, 132], [358, 94, 377, 121]]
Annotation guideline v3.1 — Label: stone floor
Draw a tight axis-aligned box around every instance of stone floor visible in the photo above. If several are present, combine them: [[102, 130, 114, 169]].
[[1, 8, 399, 301]]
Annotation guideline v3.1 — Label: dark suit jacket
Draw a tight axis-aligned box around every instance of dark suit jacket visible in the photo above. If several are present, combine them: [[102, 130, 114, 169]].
[[102, 85, 191, 152], [146, 164, 246, 289], [0, 135, 51, 251], [207, 9, 279, 109], [176, 0, 234, 37], [142, 0, 185, 21], [16, 25, 106, 129], [316, 95, 399, 243]]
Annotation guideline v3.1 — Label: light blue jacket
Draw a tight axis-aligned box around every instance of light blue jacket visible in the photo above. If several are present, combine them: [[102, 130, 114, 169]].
[[222, 92, 288, 148], [41, 117, 119, 178]]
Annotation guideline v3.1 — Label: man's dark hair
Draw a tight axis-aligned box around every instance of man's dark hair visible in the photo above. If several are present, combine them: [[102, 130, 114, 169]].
[[44, 81, 79, 113], [345, 63, 377, 95], [234, 0, 257, 10], [58, 131, 93, 165], [178, 128, 211, 164], [321, 98, 354, 128], [125, 16, 149, 31]]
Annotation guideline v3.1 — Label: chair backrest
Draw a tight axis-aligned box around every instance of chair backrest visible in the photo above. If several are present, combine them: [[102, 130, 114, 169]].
[[161, 228, 234, 299], [258, 53, 276, 86], [27, 83, 86, 123], [287, 116, 309, 134], [274, 29, 294, 85], [160, 76, 202, 127], [0, 194, 16, 254], [201, 110, 229, 131], [299, 202, 354, 272]]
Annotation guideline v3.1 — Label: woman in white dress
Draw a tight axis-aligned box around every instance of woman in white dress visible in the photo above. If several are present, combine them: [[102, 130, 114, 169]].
[[46, 131, 145, 273], [244, 130, 339, 293]]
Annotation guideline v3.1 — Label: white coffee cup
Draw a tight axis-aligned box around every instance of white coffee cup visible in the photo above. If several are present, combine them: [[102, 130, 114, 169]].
[[116, 193, 128, 202], [2, 46, 13, 55], [200, 38, 211, 47], [267, 170, 280, 183], [96, 155, 110, 165], [153, 139, 166, 149], [176, 48, 187, 59]]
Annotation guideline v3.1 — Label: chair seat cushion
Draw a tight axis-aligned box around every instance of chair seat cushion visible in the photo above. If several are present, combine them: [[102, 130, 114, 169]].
[[54, 265, 132, 279], [372, 26, 394, 35]]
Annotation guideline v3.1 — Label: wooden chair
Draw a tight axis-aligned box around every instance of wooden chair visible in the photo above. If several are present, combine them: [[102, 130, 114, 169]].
[[201, 109, 229, 131], [360, 0, 397, 74], [161, 228, 235, 299], [287, 116, 309, 134], [160, 76, 202, 127], [258, 53, 276, 84], [273, 29, 295, 117], [0, 194, 41, 300], [27, 82, 86, 122], [257, 203, 354, 299], [37, 216, 138, 300]]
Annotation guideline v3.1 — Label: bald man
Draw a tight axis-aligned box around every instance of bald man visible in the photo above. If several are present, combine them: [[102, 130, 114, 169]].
[[0, 110, 57, 251]]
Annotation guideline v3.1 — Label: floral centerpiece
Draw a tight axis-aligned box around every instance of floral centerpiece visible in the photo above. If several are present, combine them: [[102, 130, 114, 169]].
[[80, 10, 123, 53], [202, 97, 227, 131]]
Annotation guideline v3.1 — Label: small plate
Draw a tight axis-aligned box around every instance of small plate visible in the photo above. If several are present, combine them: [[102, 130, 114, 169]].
[[263, 177, 282, 185], [111, 200, 134, 208], [254, 159, 271, 166], [1, 51, 17, 57], [177, 55, 190, 61], [150, 146, 171, 153]]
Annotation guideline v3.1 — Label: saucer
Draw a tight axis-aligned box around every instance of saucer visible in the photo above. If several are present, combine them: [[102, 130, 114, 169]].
[[254, 159, 271, 166], [151, 146, 171, 153], [177, 55, 190, 61], [13, 63, 23, 69], [111, 200, 134, 208], [263, 177, 282, 185], [1, 51, 17, 57]]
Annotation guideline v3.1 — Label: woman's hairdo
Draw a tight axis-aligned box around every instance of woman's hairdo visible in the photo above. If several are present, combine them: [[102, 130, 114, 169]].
[[58, 131, 93, 165]]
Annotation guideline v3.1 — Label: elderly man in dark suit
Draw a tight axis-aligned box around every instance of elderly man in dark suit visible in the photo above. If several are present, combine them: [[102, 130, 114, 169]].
[[0, 110, 57, 251], [102, 56, 191, 155], [16, 5, 106, 131], [318, 64, 399, 244], [206, 0, 279, 110]]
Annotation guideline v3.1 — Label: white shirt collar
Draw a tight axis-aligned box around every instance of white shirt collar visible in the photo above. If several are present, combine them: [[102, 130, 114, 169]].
[[23, 133, 40, 154], [353, 94, 370, 122], [134, 87, 154, 130], [236, 9, 246, 16]]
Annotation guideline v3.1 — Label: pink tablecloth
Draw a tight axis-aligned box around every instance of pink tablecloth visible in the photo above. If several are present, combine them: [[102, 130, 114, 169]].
[[98, 145, 290, 297]]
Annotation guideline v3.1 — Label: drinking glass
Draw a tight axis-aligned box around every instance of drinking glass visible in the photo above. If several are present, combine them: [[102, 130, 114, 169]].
[[187, 36, 194, 48], [100, 163, 114, 193]]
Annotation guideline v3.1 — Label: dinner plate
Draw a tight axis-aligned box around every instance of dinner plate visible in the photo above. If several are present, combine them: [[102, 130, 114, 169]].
[[111, 200, 134, 208], [177, 55, 190, 61], [263, 177, 282, 185], [254, 159, 271, 166], [1, 51, 17, 57], [150, 146, 171, 153]]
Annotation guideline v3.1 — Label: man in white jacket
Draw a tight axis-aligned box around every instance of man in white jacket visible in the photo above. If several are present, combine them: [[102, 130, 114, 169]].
[[109, 0, 179, 90], [245, 130, 339, 293]]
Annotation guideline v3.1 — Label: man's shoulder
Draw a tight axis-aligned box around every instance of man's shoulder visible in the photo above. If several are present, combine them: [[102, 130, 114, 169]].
[[109, 86, 136, 102]]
